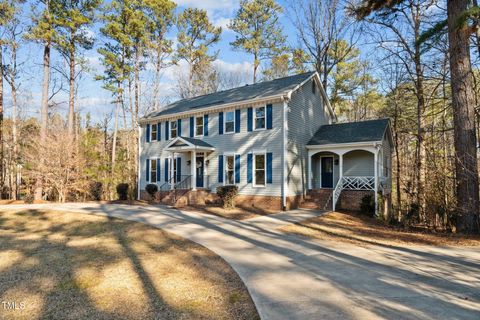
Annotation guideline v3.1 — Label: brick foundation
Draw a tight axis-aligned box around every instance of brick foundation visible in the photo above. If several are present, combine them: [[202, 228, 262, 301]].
[[140, 189, 303, 210], [338, 190, 374, 211]]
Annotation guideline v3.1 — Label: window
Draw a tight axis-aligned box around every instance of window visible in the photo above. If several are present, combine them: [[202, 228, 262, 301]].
[[151, 159, 157, 183], [225, 111, 235, 133], [170, 121, 177, 139], [254, 106, 265, 130], [312, 81, 316, 94], [195, 116, 204, 136], [225, 155, 235, 185], [151, 124, 157, 141], [254, 154, 265, 187]]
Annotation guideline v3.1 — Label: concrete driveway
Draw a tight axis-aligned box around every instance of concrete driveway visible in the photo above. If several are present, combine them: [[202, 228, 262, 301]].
[[1, 203, 479, 320]]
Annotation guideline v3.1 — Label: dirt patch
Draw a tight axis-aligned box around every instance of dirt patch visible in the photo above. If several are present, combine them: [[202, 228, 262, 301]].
[[280, 211, 480, 247], [181, 204, 279, 220], [0, 209, 259, 320]]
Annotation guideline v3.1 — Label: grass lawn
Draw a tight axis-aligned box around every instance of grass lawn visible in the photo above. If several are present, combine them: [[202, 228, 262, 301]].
[[280, 211, 480, 247], [181, 205, 279, 220], [0, 209, 259, 320]]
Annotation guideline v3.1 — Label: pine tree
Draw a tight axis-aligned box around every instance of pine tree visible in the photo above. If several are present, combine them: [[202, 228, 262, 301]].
[[229, 0, 286, 83], [176, 8, 221, 98]]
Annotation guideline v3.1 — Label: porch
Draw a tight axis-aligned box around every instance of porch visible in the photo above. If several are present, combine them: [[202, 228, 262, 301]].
[[159, 137, 215, 192], [307, 144, 385, 213]]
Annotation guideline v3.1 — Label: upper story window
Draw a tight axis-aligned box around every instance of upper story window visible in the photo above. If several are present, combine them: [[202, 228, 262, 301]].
[[225, 155, 235, 185], [151, 123, 157, 141], [312, 80, 316, 94], [225, 111, 235, 133], [255, 106, 265, 130], [170, 121, 177, 139], [195, 116, 204, 136], [253, 153, 266, 187]]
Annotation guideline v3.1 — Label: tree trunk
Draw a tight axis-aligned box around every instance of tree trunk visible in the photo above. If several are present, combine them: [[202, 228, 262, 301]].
[[67, 44, 75, 138], [0, 47, 4, 198], [447, 0, 480, 233], [10, 77, 17, 200], [35, 43, 51, 200], [253, 52, 258, 84], [134, 48, 140, 127]]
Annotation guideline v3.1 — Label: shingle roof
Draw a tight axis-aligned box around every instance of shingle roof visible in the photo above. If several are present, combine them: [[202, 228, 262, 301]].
[[181, 137, 214, 148], [144, 72, 316, 119], [308, 119, 390, 145]]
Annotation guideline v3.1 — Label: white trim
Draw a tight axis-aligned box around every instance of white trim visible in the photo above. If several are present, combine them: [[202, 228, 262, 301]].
[[170, 120, 178, 139], [252, 152, 266, 188], [319, 155, 334, 189], [282, 99, 288, 209], [306, 141, 383, 150], [164, 136, 215, 152], [194, 115, 204, 137], [224, 110, 236, 134], [223, 153, 237, 186], [253, 106, 266, 131]]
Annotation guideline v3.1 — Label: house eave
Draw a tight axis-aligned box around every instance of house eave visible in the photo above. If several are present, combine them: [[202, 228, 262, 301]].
[[139, 94, 287, 124], [306, 141, 383, 149]]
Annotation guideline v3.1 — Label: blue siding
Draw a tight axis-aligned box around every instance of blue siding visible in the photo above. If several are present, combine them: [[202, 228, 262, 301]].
[[190, 117, 194, 137], [266, 104, 273, 129], [204, 114, 209, 136], [235, 154, 240, 183], [247, 107, 253, 132], [218, 112, 224, 135], [218, 155, 223, 183], [266, 153, 273, 183], [235, 109, 241, 133]]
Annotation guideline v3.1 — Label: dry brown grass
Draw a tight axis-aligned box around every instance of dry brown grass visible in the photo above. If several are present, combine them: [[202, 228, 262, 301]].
[[0, 209, 259, 320], [181, 205, 279, 220], [280, 211, 480, 247]]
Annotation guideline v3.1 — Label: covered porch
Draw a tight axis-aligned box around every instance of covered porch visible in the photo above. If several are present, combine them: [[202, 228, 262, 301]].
[[161, 137, 215, 191], [306, 119, 392, 214]]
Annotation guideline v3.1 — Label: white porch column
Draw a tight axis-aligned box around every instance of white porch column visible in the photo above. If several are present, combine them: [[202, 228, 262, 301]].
[[339, 153, 344, 184], [191, 150, 197, 191], [307, 150, 312, 189], [374, 150, 378, 216]]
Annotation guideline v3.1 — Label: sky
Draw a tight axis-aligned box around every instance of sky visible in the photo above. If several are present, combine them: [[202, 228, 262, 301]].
[[1, 0, 359, 124]]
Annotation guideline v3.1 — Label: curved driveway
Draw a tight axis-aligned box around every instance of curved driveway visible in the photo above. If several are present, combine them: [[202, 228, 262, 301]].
[[1, 203, 479, 320]]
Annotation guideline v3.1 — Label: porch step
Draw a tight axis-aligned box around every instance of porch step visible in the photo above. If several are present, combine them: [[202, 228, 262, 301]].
[[301, 189, 333, 211]]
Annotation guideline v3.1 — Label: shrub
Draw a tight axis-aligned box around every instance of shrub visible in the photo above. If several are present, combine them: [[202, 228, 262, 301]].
[[360, 194, 375, 217], [145, 184, 158, 198], [116, 183, 129, 201], [24, 193, 34, 204], [89, 181, 103, 201], [216, 185, 238, 209]]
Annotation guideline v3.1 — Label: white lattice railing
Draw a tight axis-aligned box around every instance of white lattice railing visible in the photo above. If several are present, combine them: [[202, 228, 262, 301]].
[[342, 176, 375, 190], [332, 176, 375, 211]]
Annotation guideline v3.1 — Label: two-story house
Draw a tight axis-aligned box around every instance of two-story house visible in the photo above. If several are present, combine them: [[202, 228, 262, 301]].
[[138, 71, 393, 214]]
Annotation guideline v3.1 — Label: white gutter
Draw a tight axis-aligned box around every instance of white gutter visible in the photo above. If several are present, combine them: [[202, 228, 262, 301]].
[[306, 141, 383, 149]]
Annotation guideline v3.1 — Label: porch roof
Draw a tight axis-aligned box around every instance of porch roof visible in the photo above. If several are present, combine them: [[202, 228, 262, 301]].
[[307, 119, 390, 146], [164, 136, 215, 152]]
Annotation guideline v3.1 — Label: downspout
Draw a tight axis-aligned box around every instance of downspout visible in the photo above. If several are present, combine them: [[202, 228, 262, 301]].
[[282, 97, 290, 210]]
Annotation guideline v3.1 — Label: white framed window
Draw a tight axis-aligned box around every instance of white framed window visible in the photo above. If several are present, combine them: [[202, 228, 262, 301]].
[[253, 153, 266, 187], [195, 116, 204, 136], [170, 121, 177, 139], [151, 124, 157, 141], [254, 106, 266, 130], [151, 159, 157, 183], [224, 155, 235, 185], [224, 111, 235, 134]]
